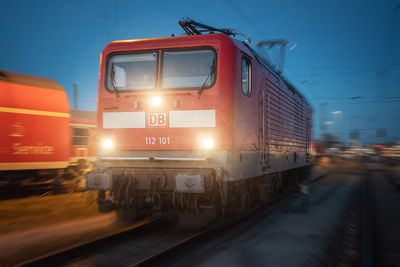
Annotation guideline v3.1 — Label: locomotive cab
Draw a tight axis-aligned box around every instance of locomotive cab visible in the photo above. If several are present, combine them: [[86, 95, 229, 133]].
[[88, 34, 238, 216]]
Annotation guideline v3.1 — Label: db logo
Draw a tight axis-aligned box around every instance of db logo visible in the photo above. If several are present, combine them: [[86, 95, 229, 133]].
[[148, 112, 167, 127]]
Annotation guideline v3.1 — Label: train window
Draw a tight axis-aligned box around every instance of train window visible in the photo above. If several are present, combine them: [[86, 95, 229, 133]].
[[107, 52, 158, 91], [72, 128, 89, 146], [162, 49, 216, 89], [242, 57, 252, 96]]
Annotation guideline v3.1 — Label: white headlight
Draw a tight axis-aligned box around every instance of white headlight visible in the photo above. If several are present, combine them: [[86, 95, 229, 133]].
[[150, 96, 162, 107], [103, 139, 113, 149], [202, 138, 214, 149]]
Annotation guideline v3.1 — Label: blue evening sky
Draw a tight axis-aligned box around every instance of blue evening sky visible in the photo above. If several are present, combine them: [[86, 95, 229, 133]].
[[0, 0, 399, 144]]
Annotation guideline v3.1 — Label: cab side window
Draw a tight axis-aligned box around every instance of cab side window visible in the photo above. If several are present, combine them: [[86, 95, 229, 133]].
[[241, 57, 252, 96]]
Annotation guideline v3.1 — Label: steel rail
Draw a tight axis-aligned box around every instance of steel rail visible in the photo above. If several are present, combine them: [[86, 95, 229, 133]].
[[361, 173, 375, 267], [18, 168, 328, 266], [16, 217, 160, 267], [0, 183, 77, 200], [134, 174, 327, 266]]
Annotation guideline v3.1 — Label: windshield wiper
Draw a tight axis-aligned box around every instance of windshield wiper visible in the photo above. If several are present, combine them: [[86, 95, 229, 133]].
[[110, 63, 120, 98], [198, 58, 216, 97]]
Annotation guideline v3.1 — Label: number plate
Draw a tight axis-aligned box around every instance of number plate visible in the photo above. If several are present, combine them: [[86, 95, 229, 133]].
[[145, 136, 170, 145]]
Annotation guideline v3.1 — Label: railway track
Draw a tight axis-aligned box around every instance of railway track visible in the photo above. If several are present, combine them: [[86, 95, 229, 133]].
[[361, 169, 375, 267], [16, 169, 328, 266], [18, 215, 231, 266], [322, 162, 400, 267], [17, 208, 270, 266], [0, 182, 79, 200], [371, 169, 400, 266], [140, 168, 344, 267], [134, 216, 248, 266], [359, 162, 400, 267], [17, 217, 160, 267], [16, 187, 297, 266], [16, 161, 398, 267]]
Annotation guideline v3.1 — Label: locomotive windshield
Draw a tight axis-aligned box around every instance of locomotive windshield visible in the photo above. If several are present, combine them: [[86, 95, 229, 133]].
[[106, 49, 216, 92], [161, 49, 216, 89], [107, 52, 158, 91]]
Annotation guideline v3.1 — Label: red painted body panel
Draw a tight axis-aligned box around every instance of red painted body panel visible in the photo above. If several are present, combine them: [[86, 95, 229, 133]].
[[0, 80, 68, 113], [0, 113, 70, 164], [0, 72, 70, 170], [231, 39, 311, 154]]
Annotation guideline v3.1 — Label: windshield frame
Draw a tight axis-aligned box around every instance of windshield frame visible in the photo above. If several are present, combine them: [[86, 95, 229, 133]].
[[104, 49, 159, 93], [104, 46, 217, 94], [160, 46, 217, 91]]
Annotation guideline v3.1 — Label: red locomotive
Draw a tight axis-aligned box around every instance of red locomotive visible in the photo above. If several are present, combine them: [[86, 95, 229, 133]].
[[87, 20, 312, 217], [0, 71, 96, 183]]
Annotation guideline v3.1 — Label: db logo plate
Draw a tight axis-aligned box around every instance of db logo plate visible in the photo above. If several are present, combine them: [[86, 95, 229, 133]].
[[148, 112, 167, 127]]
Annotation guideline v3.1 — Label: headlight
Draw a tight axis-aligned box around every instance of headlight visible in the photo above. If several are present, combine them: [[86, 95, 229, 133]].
[[202, 137, 214, 149], [150, 95, 162, 107], [102, 139, 113, 149]]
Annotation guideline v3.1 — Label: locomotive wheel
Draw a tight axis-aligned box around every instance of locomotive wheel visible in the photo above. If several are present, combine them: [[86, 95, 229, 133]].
[[246, 179, 264, 207], [236, 180, 261, 211], [254, 178, 266, 202], [271, 175, 281, 196], [245, 181, 256, 207], [276, 173, 283, 193]]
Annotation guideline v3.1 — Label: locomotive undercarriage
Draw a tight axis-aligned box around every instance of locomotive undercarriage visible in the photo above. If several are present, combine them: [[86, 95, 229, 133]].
[[223, 166, 311, 213], [102, 168, 219, 215], [94, 164, 311, 219], [89, 150, 312, 220]]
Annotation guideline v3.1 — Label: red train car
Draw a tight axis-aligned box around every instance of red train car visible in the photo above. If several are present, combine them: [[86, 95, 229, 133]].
[[0, 71, 96, 182], [87, 20, 312, 216]]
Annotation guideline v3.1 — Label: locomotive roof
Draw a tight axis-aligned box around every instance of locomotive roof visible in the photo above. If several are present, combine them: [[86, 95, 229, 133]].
[[105, 33, 311, 108], [0, 70, 64, 91], [233, 36, 310, 106], [175, 19, 309, 105], [240, 42, 309, 105]]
